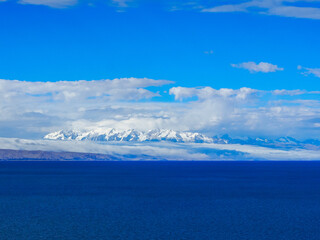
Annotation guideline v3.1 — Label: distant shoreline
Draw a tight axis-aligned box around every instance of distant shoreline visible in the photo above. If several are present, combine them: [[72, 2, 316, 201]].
[[1, 149, 320, 162], [0, 149, 120, 161]]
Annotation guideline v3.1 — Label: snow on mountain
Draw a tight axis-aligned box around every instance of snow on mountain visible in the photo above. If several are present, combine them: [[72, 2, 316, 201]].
[[44, 129, 214, 143], [44, 129, 320, 149]]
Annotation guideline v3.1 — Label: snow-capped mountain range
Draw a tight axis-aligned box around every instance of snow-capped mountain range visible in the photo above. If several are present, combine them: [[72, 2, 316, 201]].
[[44, 128, 320, 149], [44, 129, 216, 143]]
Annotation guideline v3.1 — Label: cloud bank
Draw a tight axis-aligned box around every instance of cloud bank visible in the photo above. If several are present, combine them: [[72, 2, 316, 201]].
[[1, 77, 320, 141], [4, 0, 320, 21], [201, 0, 320, 20], [1, 137, 319, 160], [19, 0, 77, 8]]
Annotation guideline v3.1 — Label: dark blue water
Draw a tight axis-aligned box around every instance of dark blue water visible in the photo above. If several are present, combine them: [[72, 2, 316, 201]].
[[0, 161, 320, 240]]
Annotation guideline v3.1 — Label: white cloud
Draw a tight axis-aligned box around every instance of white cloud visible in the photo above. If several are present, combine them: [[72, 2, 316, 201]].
[[1, 78, 320, 142], [202, 4, 248, 13], [231, 62, 284, 73], [298, 65, 320, 78], [272, 89, 306, 95], [0, 77, 173, 102], [19, 0, 78, 8], [0, 138, 210, 160], [201, 0, 320, 20], [111, 0, 131, 8], [1, 137, 320, 160], [169, 86, 257, 101], [16, 0, 132, 8], [204, 50, 214, 54], [0, 78, 173, 137], [268, 6, 320, 20], [111, 0, 134, 11], [168, 86, 320, 139]]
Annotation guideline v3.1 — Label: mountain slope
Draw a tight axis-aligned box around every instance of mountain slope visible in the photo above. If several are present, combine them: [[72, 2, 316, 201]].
[[44, 129, 215, 143], [44, 129, 320, 149]]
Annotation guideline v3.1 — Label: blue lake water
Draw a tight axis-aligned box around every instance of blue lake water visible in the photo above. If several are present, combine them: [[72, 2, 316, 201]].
[[0, 161, 319, 240]]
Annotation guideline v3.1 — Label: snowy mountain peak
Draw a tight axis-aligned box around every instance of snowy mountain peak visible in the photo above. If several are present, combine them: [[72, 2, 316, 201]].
[[44, 129, 214, 143], [44, 129, 320, 148]]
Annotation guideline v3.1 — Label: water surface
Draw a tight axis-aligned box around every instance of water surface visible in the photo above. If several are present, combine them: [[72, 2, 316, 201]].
[[0, 161, 319, 240]]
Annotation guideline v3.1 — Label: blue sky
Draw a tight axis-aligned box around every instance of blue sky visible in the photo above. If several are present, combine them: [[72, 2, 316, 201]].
[[1, 0, 320, 91], [1, 0, 320, 159]]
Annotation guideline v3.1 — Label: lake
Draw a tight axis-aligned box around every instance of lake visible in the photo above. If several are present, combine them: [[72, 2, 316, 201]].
[[0, 161, 319, 240]]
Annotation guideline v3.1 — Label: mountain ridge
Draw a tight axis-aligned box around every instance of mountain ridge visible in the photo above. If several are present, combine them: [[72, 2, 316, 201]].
[[44, 128, 320, 148], [44, 128, 216, 143]]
